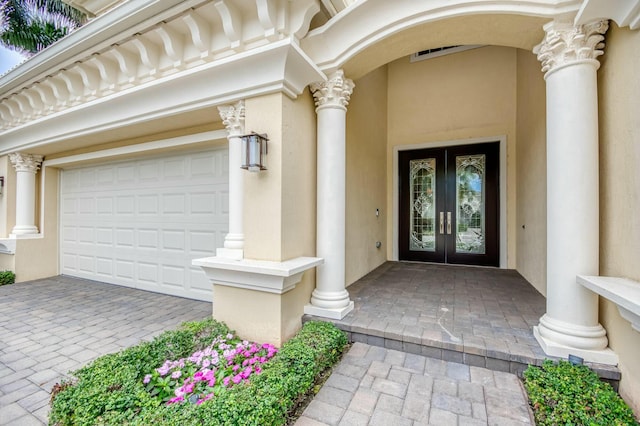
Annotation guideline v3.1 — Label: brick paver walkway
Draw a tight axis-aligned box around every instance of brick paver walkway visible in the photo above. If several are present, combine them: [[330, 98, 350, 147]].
[[296, 342, 534, 426], [0, 276, 211, 425]]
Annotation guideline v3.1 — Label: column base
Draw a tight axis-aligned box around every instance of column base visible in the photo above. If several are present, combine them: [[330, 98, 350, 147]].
[[11, 225, 39, 235], [216, 247, 244, 260], [304, 301, 354, 320], [534, 315, 619, 365], [534, 326, 618, 365]]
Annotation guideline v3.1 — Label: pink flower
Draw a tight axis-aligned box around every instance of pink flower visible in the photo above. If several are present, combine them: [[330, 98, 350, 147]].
[[167, 396, 184, 405], [143, 374, 152, 384], [156, 365, 170, 376], [241, 366, 252, 379], [223, 377, 231, 387], [202, 358, 211, 368], [171, 370, 182, 379], [232, 374, 243, 384]]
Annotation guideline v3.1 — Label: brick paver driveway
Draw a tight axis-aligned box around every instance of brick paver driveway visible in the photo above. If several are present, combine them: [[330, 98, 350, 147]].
[[0, 276, 212, 425]]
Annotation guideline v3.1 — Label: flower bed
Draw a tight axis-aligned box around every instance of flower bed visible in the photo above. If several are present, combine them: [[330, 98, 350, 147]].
[[144, 333, 278, 405], [49, 319, 347, 425]]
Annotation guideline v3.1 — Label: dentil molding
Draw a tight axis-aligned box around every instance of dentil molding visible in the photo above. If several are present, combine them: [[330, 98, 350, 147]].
[[534, 20, 609, 75], [309, 70, 355, 110], [9, 153, 44, 173]]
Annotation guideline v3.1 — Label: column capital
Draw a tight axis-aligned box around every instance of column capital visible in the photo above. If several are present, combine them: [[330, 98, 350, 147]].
[[310, 70, 355, 111], [9, 153, 43, 173], [534, 20, 609, 76], [218, 100, 245, 138]]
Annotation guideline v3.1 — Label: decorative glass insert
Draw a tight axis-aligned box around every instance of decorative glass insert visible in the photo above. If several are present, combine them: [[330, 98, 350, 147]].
[[456, 155, 486, 254], [410, 158, 436, 251]]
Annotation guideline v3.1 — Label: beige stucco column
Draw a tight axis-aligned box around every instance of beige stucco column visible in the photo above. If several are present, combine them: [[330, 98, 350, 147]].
[[304, 70, 355, 319], [533, 20, 617, 364], [9, 152, 43, 236], [217, 101, 245, 260]]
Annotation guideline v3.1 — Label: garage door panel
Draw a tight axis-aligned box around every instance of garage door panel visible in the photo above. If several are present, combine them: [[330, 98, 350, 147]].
[[115, 259, 135, 281], [77, 255, 95, 274], [96, 257, 114, 277], [60, 149, 226, 302], [189, 266, 212, 293], [190, 231, 217, 255]]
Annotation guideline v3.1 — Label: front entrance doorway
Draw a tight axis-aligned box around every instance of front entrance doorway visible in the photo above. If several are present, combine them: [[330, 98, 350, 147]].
[[399, 142, 499, 266]]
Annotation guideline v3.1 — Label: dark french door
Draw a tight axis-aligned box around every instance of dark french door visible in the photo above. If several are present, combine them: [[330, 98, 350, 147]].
[[399, 142, 499, 266]]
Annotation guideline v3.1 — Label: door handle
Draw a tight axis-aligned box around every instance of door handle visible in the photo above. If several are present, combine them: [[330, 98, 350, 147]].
[[439, 212, 444, 234], [446, 212, 452, 235]]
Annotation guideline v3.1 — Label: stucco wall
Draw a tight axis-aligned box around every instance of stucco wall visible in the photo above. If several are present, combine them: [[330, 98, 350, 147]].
[[345, 66, 388, 286], [14, 167, 59, 282], [232, 91, 318, 344], [0, 155, 16, 237], [386, 46, 518, 267], [515, 49, 547, 296], [598, 23, 640, 415]]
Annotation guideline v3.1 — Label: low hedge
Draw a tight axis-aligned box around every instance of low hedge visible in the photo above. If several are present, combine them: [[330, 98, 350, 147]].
[[50, 319, 347, 425], [523, 360, 639, 426], [0, 270, 15, 285]]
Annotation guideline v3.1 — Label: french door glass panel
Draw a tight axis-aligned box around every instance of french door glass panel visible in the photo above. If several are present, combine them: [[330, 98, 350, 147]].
[[455, 154, 486, 254], [410, 158, 436, 252]]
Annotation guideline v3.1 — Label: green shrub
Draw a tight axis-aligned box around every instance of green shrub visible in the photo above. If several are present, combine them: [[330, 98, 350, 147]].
[[524, 360, 639, 426], [49, 320, 348, 426], [0, 270, 15, 285]]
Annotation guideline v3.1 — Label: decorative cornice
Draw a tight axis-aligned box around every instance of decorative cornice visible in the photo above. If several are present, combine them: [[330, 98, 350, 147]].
[[218, 101, 246, 138], [9, 153, 44, 173], [534, 20, 609, 75], [309, 70, 354, 110], [0, 0, 322, 133], [575, 0, 640, 31]]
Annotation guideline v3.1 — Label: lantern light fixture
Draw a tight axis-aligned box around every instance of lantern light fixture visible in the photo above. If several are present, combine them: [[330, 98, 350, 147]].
[[240, 132, 268, 172]]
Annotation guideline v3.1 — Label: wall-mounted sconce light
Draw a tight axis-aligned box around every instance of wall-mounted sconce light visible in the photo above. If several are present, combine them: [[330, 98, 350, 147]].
[[240, 132, 268, 172], [0, 176, 4, 196]]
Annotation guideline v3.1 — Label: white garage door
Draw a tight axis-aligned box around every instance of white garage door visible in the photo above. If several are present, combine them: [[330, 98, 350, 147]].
[[60, 149, 228, 301]]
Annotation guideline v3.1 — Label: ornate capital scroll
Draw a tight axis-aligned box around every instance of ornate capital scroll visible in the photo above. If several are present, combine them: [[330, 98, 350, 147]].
[[534, 20, 609, 75], [218, 100, 245, 138], [310, 70, 355, 110], [9, 153, 44, 173]]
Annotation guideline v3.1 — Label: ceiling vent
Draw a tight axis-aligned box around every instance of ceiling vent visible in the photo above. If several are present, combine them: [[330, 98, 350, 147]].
[[410, 45, 484, 62]]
